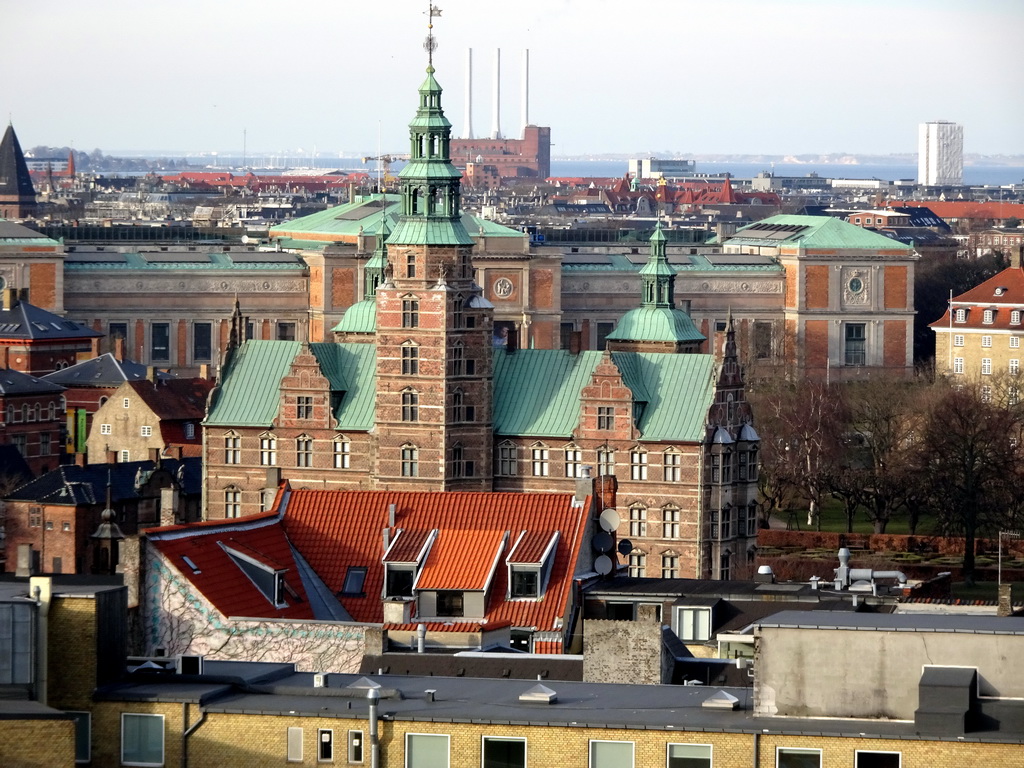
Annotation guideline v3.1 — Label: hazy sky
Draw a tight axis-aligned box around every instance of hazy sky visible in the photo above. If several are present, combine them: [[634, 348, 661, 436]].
[[3, 0, 1022, 158]]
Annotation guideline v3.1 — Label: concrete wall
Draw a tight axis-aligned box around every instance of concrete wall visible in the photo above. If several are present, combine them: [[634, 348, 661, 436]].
[[754, 625, 1024, 719], [583, 604, 664, 684]]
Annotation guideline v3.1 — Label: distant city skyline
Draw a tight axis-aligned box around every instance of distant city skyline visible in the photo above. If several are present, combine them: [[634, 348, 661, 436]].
[[3, 0, 1022, 158]]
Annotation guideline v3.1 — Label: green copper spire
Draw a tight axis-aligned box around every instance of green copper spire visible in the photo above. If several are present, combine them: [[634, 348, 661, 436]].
[[638, 221, 676, 308], [363, 210, 390, 298], [387, 6, 473, 247]]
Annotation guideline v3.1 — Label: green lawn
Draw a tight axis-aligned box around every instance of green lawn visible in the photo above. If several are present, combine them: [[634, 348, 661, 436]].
[[952, 581, 1022, 602], [777, 497, 941, 535]]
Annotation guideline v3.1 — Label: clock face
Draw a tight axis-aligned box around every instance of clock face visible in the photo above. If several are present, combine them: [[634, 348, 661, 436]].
[[848, 277, 864, 294]]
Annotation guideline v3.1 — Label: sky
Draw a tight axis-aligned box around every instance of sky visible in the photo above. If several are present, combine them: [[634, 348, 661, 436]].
[[3, 0, 1022, 159]]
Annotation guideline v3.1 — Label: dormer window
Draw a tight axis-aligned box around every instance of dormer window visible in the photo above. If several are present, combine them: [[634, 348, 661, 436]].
[[506, 530, 559, 601], [984, 309, 995, 324], [1013, 310, 1021, 325], [955, 309, 967, 323], [382, 529, 436, 599], [220, 543, 290, 609]]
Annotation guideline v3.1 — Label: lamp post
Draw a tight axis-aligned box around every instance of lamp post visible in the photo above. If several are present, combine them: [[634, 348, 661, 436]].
[[998, 530, 1020, 587]]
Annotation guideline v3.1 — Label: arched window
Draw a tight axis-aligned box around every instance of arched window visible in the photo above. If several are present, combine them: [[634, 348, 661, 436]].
[[401, 390, 419, 422]]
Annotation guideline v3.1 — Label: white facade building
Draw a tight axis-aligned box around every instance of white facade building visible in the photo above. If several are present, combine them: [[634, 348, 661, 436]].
[[918, 120, 964, 186]]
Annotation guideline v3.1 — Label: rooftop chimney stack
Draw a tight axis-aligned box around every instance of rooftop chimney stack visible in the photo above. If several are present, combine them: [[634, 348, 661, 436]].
[[464, 48, 474, 139], [491, 48, 502, 140], [521, 49, 529, 137]]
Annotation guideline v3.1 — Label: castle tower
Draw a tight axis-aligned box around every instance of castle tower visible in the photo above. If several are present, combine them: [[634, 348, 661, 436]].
[[0, 124, 37, 219], [605, 222, 705, 354], [373, 10, 493, 490]]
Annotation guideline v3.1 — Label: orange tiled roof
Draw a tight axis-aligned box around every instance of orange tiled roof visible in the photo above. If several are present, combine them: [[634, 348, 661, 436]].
[[281, 489, 591, 630], [384, 529, 432, 563], [929, 266, 1024, 329], [148, 515, 314, 621], [508, 530, 558, 564], [416, 529, 507, 591]]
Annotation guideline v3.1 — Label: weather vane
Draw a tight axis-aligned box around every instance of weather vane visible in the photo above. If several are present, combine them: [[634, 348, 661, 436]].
[[424, 4, 442, 66]]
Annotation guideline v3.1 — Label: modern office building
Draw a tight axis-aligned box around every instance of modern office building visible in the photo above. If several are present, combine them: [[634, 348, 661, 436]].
[[918, 120, 964, 186]]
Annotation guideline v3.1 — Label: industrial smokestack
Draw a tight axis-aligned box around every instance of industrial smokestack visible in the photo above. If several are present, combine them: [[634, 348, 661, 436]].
[[521, 49, 529, 138], [464, 48, 474, 139], [491, 48, 502, 140]]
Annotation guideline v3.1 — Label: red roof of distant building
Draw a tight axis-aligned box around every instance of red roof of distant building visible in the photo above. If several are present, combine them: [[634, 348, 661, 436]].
[[892, 200, 1024, 221], [930, 266, 1024, 329]]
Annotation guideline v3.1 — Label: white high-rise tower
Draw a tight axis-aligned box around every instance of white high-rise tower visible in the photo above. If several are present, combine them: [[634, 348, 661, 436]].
[[918, 121, 964, 186]]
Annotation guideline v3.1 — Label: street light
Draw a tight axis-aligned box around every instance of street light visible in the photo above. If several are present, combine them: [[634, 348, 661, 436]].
[[998, 530, 1020, 587]]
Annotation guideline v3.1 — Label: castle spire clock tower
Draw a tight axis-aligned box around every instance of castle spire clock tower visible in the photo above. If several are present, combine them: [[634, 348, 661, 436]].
[[373, 6, 494, 490]]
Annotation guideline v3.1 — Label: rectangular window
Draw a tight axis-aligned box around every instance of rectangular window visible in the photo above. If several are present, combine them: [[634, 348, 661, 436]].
[[140, 425, 152, 437], [597, 406, 614, 431], [277, 322, 296, 341], [120, 449, 130, 463], [675, 607, 711, 642], [123, 398, 130, 408], [224, 435, 240, 464], [983, 309, 994, 324], [297, 396, 313, 420], [560, 322, 575, 350], [12, 434, 27, 456], [953, 334, 964, 346], [109, 322, 129, 348], [224, 489, 241, 518], [401, 446, 418, 477], [184, 423, 195, 440], [402, 345, 419, 375], [100, 423, 112, 435], [511, 569, 539, 598], [1013, 337, 1021, 349], [121, 713, 164, 767], [436, 591, 464, 617], [348, 731, 364, 764], [296, 438, 313, 467], [630, 450, 647, 480], [498, 444, 518, 476], [855, 751, 901, 768], [597, 449, 615, 476], [955, 309, 967, 323], [318, 729, 333, 762], [663, 452, 681, 482], [844, 322, 866, 366], [564, 448, 582, 478], [982, 358, 993, 375], [193, 322, 212, 361], [402, 299, 419, 328], [753, 320, 773, 359], [406, 734, 449, 768], [150, 323, 170, 362], [590, 740, 634, 768], [260, 436, 277, 465], [628, 552, 645, 577], [483, 737, 526, 768], [667, 743, 712, 768], [406, 252, 417, 279], [595, 321, 615, 352], [953, 357, 964, 374], [982, 335, 993, 347], [1011, 359, 1020, 375], [402, 391, 419, 422], [342, 567, 367, 596], [777, 747, 822, 768], [69, 711, 91, 764], [629, 506, 646, 537], [1013, 310, 1022, 325], [663, 507, 680, 539], [661, 554, 679, 579], [334, 438, 351, 469], [531, 447, 549, 476], [287, 726, 303, 762]]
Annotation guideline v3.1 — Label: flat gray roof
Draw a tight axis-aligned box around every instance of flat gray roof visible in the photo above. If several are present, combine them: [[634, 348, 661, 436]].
[[757, 610, 1024, 634]]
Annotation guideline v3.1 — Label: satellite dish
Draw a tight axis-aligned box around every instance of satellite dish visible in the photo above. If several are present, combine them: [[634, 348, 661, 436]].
[[617, 539, 633, 556], [595, 555, 613, 576], [593, 531, 614, 553], [599, 508, 620, 532]]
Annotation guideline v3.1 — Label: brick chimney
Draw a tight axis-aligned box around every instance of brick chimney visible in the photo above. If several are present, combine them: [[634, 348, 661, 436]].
[[1012, 244, 1023, 271], [594, 473, 618, 511], [569, 331, 582, 356], [113, 336, 126, 362]]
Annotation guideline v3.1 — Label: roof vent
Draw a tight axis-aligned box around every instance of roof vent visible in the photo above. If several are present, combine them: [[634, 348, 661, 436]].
[[519, 683, 557, 704], [347, 676, 381, 690], [702, 690, 740, 710], [995, 287, 1007, 296]]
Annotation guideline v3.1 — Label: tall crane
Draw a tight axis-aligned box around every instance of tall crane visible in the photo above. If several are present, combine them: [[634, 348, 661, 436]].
[[361, 155, 407, 190]]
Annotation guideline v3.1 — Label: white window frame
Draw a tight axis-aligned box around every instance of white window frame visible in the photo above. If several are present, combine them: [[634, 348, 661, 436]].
[[674, 606, 711, 642], [984, 309, 994, 324], [405, 732, 450, 768], [776, 747, 822, 768], [120, 449, 130, 463], [667, 742, 712, 768], [100, 423, 112, 435], [224, 432, 241, 464], [982, 335, 993, 347], [121, 713, 164, 767], [982, 358, 993, 375], [589, 739, 635, 768], [334, 437, 351, 469], [348, 730, 365, 764], [953, 334, 964, 346], [1012, 337, 1021, 349], [630, 449, 648, 480], [1013, 310, 1022, 325], [955, 308, 967, 323], [531, 446, 549, 477], [1011, 359, 1020, 375], [140, 425, 153, 437], [663, 450, 681, 482], [317, 728, 334, 763], [481, 736, 526, 768], [953, 357, 964, 375], [123, 398, 130, 408]]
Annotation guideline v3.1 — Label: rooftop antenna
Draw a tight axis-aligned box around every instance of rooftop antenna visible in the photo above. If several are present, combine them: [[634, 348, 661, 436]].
[[424, 4, 441, 68]]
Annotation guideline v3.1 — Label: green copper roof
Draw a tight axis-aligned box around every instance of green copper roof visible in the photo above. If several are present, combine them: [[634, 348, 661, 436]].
[[206, 340, 301, 427], [387, 218, 474, 246], [205, 341, 377, 429], [605, 307, 706, 344], [493, 350, 716, 442], [334, 299, 377, 333], [729, 214, 912, 250]]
